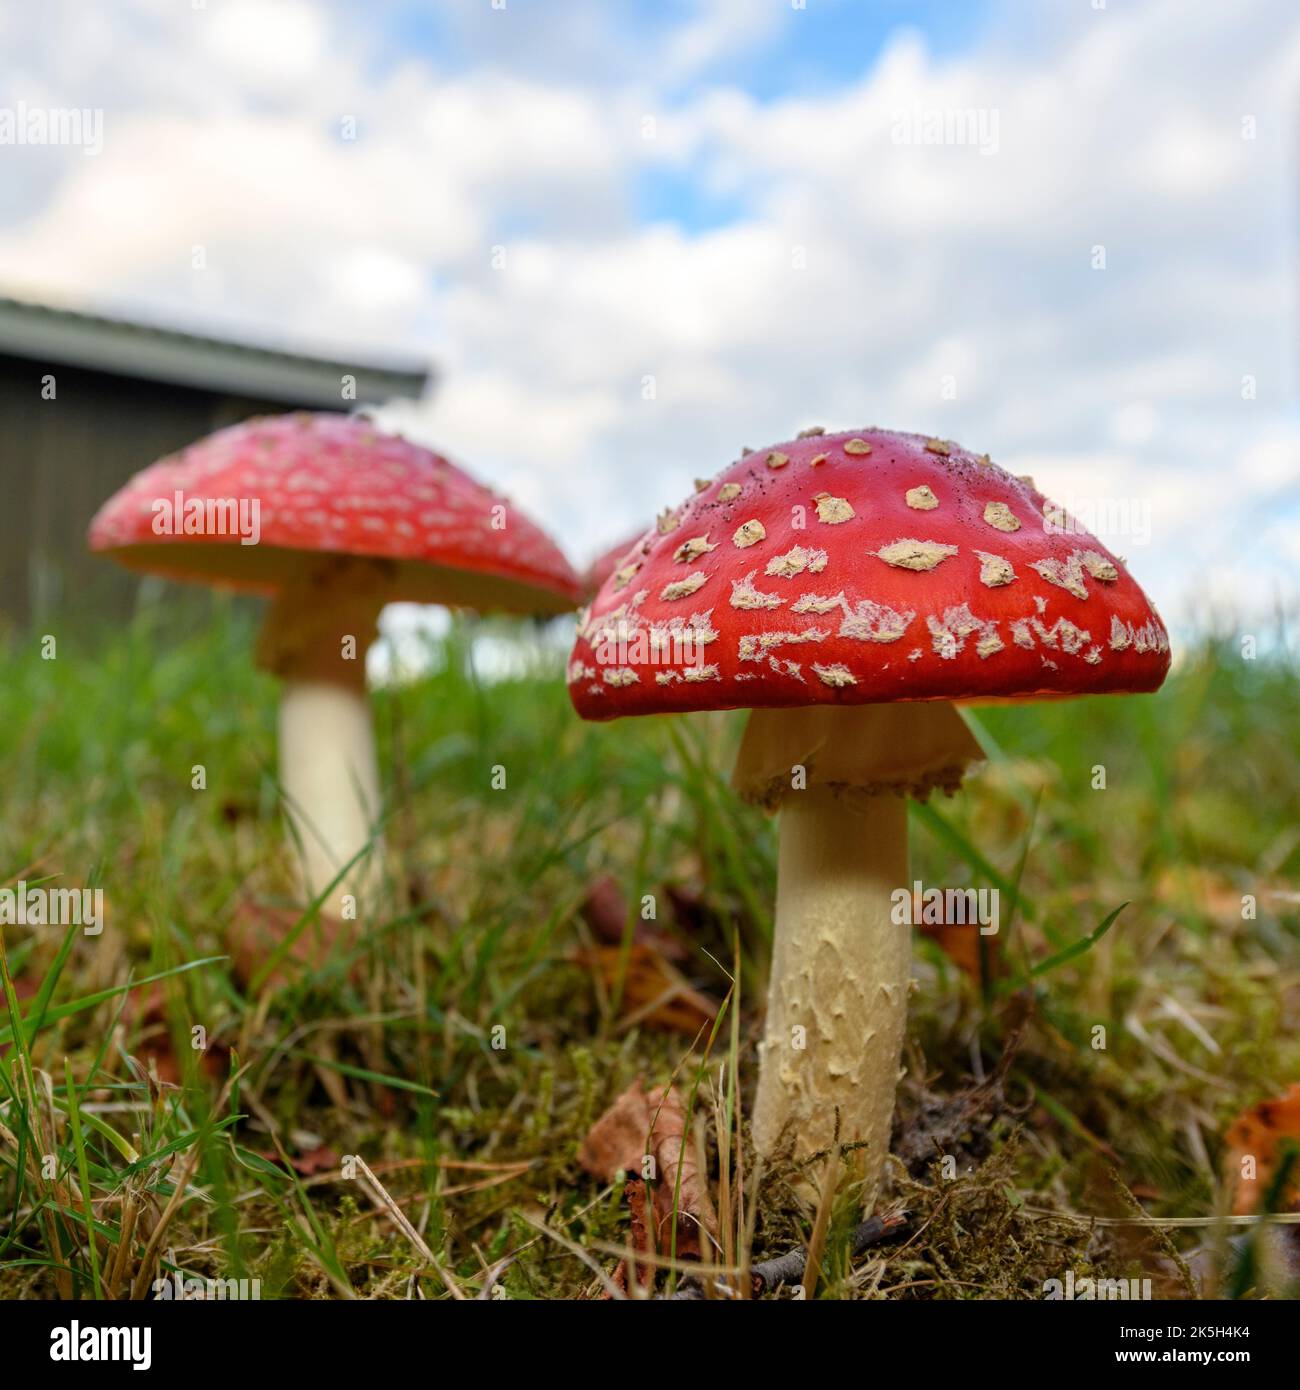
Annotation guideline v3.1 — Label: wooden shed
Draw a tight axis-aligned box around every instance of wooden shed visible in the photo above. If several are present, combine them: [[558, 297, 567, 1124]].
[[0, 295, 430, 627]]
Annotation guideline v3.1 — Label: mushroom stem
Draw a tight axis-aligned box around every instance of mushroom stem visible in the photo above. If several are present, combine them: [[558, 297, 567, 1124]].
[[255, 558, 395, 919], [276, 679, 382, 916], [732, 700, 984, 1210], [751, 786, 909, 1210]]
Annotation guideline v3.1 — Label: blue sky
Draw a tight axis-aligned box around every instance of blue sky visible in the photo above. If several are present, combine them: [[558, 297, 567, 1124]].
[[0, 0, 1296, 633], [387, 0, 994, 94]]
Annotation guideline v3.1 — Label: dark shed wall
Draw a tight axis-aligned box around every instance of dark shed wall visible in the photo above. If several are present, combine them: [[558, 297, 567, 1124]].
[[0, 352, 289, 627]]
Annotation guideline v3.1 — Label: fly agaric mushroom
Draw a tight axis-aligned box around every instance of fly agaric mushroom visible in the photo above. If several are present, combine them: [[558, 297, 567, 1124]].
[[89, 412, 580, 919], [582, 529, 654, 601], [568, 427, 1169, 1208]]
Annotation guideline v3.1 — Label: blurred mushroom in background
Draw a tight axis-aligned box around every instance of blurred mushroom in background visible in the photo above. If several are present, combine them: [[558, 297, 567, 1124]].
[[89, 411, 580, 924]]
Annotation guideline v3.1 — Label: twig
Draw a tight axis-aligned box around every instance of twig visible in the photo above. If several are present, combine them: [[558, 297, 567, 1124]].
[[662, 1210, 909, 1300], [1021, 1208, 1300, 1228], [105, 1190, 140, 1299], [476, 1254, 516, 1301], [355, 1156, 465, 1300], [128, 1145, 204, 1300]]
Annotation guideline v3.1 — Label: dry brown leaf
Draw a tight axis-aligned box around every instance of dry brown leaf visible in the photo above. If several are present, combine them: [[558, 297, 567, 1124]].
[[1224, 1083, 1300, 1215], [579, 1075, 659, 1178], [227, 900, 358, 990], [255, 1144, 340, 1177], [122, 982, 226, 1086], [649, 1084, 718, 1259], [289, 1144, 340, 1176], [580, 1077, 719, 1281], [911, 888, 1002, 983], [608, 1178, 655, 1296], [573, 942, 719, 1034]]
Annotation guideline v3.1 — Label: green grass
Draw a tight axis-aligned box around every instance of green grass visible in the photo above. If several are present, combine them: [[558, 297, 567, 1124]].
[[0, 594, 1297, 1299]]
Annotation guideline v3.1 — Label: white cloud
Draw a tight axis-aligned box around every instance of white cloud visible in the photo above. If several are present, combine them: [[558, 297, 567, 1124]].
[[206, 0, 327, 90]]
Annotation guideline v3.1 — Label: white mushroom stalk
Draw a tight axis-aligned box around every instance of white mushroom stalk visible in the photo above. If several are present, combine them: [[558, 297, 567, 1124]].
[[255, 557, 396, 920], [732, 700, 984, 1211]]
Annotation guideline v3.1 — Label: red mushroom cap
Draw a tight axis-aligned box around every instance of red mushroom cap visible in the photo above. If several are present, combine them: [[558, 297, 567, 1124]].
[[568, 428, 1170, 719], [88, 412, 581, 614], [582, 529, 649, 601]]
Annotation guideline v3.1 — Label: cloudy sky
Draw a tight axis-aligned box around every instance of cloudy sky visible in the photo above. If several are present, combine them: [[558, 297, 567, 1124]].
[[2, 0, 1298, 634]]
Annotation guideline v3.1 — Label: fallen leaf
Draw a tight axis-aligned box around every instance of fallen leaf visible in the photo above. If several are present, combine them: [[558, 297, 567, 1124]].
[[911, 888, 1002, 983], [228, 899, 358, 991], [580, 1077, 719, 1282], [1225, 1084, 1300, 1215], [255, 1144, 340, 1177], [608, 1178, 655, 1296], [122, 982, 226, 1086], [573, 942, 719, 1035], [649, 1085, 718, 1259], [579, 1078, 653, 1173]]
